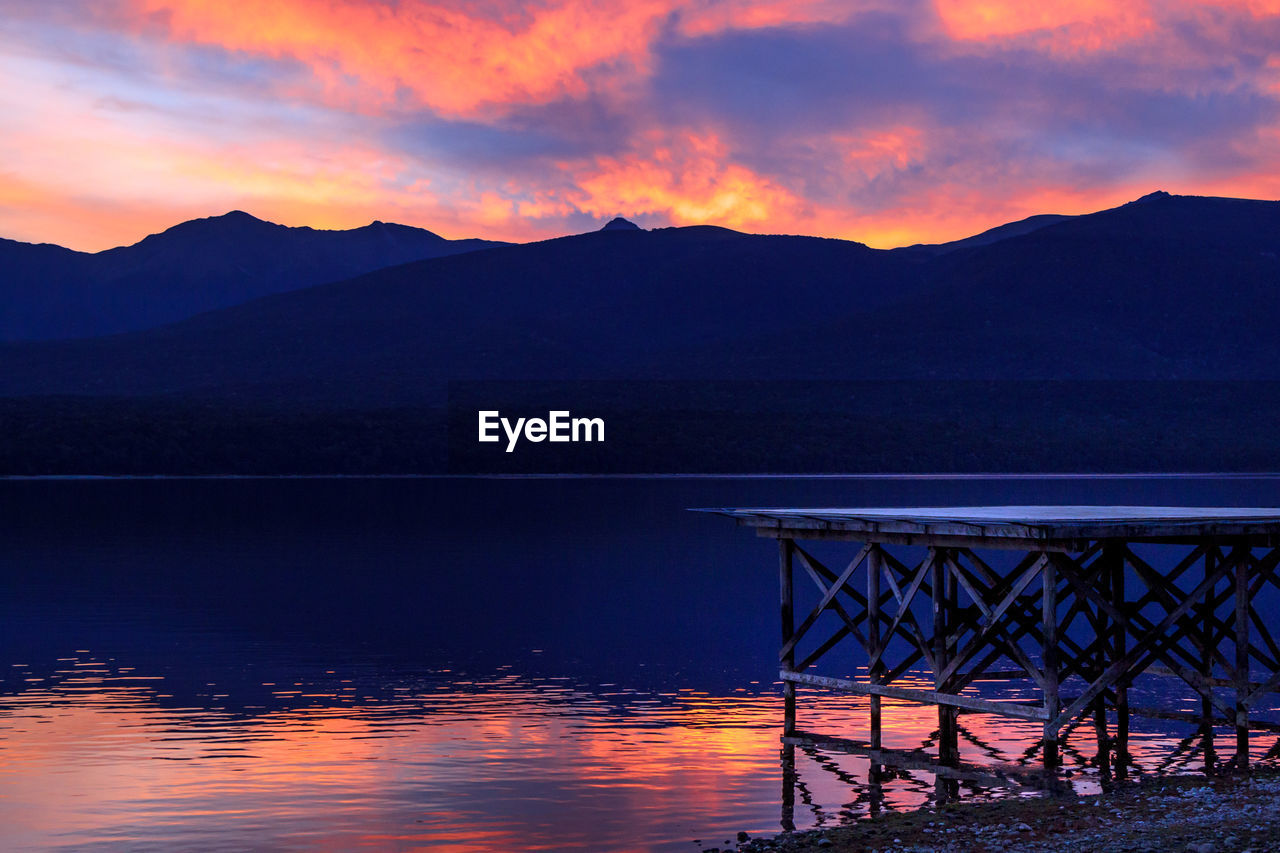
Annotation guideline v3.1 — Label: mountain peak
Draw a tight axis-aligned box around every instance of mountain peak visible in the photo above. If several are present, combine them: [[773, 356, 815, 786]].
[[1131, 190, 1173, 205], [216, 210, 265, 222], [600, 217, 641, 232], [146, 209, 275, 243]]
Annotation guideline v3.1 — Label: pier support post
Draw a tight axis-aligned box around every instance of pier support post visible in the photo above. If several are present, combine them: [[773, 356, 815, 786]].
[[939, 553, 959, 766], [867, 545, 885, 805], [1109, 544, 1129, 777], [1042, 553, 1060, 770], [1093, 554, 1111, 780], [933, 549, 958, 802], [868, 546, 883, 751], [1201, 548, 1217, 772], [781, 537, 796, 736], [1234, 544, 1250, 768], [931, 551, 948, 752]]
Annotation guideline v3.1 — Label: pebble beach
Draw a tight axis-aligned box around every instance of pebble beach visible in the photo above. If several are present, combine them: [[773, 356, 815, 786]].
[[715, 770, 1280, 853]]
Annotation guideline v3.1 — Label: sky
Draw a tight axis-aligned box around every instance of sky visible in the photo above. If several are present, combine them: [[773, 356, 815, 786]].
[[3, 0, 1280, 252]]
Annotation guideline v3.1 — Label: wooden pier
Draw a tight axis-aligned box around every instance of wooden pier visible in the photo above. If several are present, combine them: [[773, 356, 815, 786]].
[[704, 506, 1280, 779]]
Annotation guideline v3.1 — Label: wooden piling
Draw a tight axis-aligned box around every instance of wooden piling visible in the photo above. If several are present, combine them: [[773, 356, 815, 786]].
[[1093, 551, 1110, 779], [867, 545, 883, 751], [1042, 552, 1060, 770], [780, 537, 796, 736], [1109, 545, 1129, 777], [1235, 543, 1250, 768], [1201, 547, 1217, 771]]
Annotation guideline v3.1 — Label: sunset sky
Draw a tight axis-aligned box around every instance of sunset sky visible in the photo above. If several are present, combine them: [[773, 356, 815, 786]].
[[4, 0, 1280, 251]]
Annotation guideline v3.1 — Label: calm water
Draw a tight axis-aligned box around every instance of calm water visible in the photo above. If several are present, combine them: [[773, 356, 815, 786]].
[[2, 476, 1279, 851]]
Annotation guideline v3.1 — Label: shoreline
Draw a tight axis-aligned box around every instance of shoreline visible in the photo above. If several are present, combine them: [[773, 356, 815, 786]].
[[729, 769, 1280, 853]]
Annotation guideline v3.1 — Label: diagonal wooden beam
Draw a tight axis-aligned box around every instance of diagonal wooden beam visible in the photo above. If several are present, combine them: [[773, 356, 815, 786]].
[[1058, 549, 1234, 702], [883, 647, 925, 684], [878, 550, 938, 669], [942, 619, 1047, 692], [792, 546, 871, 650], [791, 543, 906, 661], [934, 556, 1051, 689], [981, 554, 1047, 631], [1124, 544, 1206, 614], [1130, 644, 1236, 719], [780, 544, 871, 660], [1244, 665, 1280, 709], [945, 553, 993, 622], [1126, 547, 1237, 676], [954, 552, 1098, 684], [946, 552, 1080, 688], [797, 625, 850, 672], [1051, 555, 1235, 732], [1245, 548, 1280, 672]]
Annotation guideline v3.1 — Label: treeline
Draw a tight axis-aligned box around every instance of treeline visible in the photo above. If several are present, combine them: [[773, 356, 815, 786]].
[[0, 397, 446, 475], [4, 381, 1280, 475]]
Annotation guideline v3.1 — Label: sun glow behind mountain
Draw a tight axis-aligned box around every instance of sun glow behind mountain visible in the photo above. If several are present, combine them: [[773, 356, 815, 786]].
[[4, 0, 1280, 251]]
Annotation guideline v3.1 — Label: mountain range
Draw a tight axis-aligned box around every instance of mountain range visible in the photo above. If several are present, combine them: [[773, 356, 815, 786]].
[[2, 190, 1279, 472], [0, 211, 505, 340]]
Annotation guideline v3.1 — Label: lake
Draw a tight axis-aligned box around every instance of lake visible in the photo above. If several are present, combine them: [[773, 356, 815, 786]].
[[2, 476, 1278, 851]]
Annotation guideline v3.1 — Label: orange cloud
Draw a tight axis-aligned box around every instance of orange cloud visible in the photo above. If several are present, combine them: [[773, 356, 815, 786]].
[[567, 130, 811, 230], [932, 0, 1280, 55], [931, 0, 1157, 53], [934, 0, 1148, 40], [840, 126, 929, 181], [134, 0, 671, 117], [133, 0, 620, 118], [1203, 0, 1280, 14], [120, 0, 1280, 123], [128, 0, 880, 119], [675, 0, 878, 37], [555, 127, 1051, 248]]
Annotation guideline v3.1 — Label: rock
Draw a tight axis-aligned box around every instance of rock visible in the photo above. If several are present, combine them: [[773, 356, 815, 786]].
[[1014, 822, 1032, 831], [738, 832, 750, 843], [1186, 843, 1215, 853], [816, 839, 833, 849]]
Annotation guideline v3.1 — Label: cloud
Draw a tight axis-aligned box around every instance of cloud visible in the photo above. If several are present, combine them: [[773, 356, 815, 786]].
[[566, 129, 810, 229], [931, 0, 1157, 50], [118, 0, 883, 120], [3, 0, 1280, 251]]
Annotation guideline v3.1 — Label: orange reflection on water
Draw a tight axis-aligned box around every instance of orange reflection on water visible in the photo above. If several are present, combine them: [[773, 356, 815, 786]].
[[1, 660, 1277, 852]]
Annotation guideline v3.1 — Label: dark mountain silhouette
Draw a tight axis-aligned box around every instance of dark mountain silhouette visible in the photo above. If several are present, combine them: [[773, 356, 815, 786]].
[[600, 217, 642, 231], [894, 213, 1073, 257], [721, 191, 1280, 379], [4, 191, 1280, 473], [0, 225, 919, 402], [0, 211, 506, 340], [4, 190, 1275, 400]]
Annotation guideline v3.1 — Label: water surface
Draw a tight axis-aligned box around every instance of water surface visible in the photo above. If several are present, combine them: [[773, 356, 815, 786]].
[[2, 476, 1278, 851]]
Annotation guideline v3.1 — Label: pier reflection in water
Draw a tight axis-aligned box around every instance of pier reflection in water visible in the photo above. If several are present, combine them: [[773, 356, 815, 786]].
[[778, 683, 1280, 832]]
